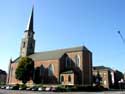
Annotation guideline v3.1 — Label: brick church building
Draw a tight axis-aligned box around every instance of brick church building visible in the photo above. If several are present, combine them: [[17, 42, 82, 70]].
[[7, 7, 92, 86]]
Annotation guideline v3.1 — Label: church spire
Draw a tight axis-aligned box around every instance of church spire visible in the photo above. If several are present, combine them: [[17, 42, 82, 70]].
[[20, 6, 35, 57], [26, 6, 34, 31]]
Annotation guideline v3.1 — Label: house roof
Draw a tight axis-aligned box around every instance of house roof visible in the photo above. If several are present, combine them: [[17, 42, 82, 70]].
[[12, 46, 90, 63], [29, 46, 89, 61], [93, 66, 113, 71]]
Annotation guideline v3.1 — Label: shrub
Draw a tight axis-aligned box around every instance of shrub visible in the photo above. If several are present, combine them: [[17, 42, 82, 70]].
[[56, 86, 66, 92], [19, 84, 27, 90], [12, 84, 19, 90], [76, 85, 107, 92]]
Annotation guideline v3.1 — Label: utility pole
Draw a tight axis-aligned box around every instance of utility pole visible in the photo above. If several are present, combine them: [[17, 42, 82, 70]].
[[117, 31, 125, 43]]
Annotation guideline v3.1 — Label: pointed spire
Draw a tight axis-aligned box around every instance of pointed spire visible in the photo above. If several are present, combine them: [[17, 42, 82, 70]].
[[26, 6, 34, 31]]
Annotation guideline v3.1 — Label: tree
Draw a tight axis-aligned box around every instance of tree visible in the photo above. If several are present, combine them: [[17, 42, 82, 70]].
[[15, 57, 34, 84], [95, 72, 102, 86]]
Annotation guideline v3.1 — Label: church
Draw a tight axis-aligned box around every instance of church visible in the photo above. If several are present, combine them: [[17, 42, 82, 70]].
[[7, 7, 92, 86]]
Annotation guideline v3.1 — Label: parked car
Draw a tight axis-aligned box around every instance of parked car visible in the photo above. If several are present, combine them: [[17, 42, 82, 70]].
[[38, 87, 43, 91], [50, 87, 56, 92], [0, 86, 6, 89], [5, 86, 9, 90], [26, 87, 32, 91], [31, 86, 38, 91], [45, 87, 51, 91], [6, 86, 13, 90]]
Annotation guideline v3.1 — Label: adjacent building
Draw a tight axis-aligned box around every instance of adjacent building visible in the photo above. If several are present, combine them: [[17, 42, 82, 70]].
[[0, 69, 7, 85], [7, 7, 92, 87], [113, 70, 124, 88], [93, 66, 114, 88], [93, 66, 124, 89]]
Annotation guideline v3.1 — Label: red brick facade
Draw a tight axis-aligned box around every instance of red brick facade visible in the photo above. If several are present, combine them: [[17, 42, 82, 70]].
[[7, 49, 92, 86]]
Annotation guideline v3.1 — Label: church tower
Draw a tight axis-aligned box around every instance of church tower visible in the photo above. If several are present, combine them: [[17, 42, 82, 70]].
[[20, 7, 35, 57]]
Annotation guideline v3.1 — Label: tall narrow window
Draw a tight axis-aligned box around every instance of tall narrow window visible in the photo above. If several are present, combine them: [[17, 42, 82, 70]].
[[65, 57, 71, 68], [48, 64, 54, 76], [40, 65, 45, 76], [11, 67, 13, 77], [68, 75, 71, 82], [23, 42, 25, 48], [61, 75, 64, 82], [75, 55, 80, 67], [30, 43, 33, 49]]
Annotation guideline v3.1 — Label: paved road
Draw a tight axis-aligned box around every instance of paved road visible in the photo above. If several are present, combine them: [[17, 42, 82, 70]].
[[0, 89, 125, 94]]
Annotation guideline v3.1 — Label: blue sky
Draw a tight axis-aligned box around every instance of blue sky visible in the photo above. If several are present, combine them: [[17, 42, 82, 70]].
[[0, 0, 125, 73]]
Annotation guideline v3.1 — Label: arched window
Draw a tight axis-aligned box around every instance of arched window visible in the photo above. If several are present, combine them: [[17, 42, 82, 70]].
[[65, 57, 71, 68], [40, 65, 45, 76], [75, 55, 80, 67], [61, 75, 64, 82], [48, 64, 54, 76], [68, 75, 71, 82]]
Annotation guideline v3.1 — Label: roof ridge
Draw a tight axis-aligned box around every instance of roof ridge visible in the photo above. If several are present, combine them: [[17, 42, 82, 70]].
[[34, 45, 88, 54]]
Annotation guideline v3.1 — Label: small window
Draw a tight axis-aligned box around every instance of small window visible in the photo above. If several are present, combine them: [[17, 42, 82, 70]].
[[61, 75, 64, 82], [68, 75, 71, 82], [23, 42, 25, 48], [28, 33, 30, 37]]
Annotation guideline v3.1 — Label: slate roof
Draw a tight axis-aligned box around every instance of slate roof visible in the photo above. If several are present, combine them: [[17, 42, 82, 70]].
[[93, 66, 113, 71], [12, 46, 90, 63]]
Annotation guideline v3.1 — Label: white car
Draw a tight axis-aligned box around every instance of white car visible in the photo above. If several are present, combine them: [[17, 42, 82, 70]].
[[1, 86, 5, 89], [45, 87, 50, 91], [38, 87, 43, 91], [6, 86, 13, 90], [26, 87, 31, 90]]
